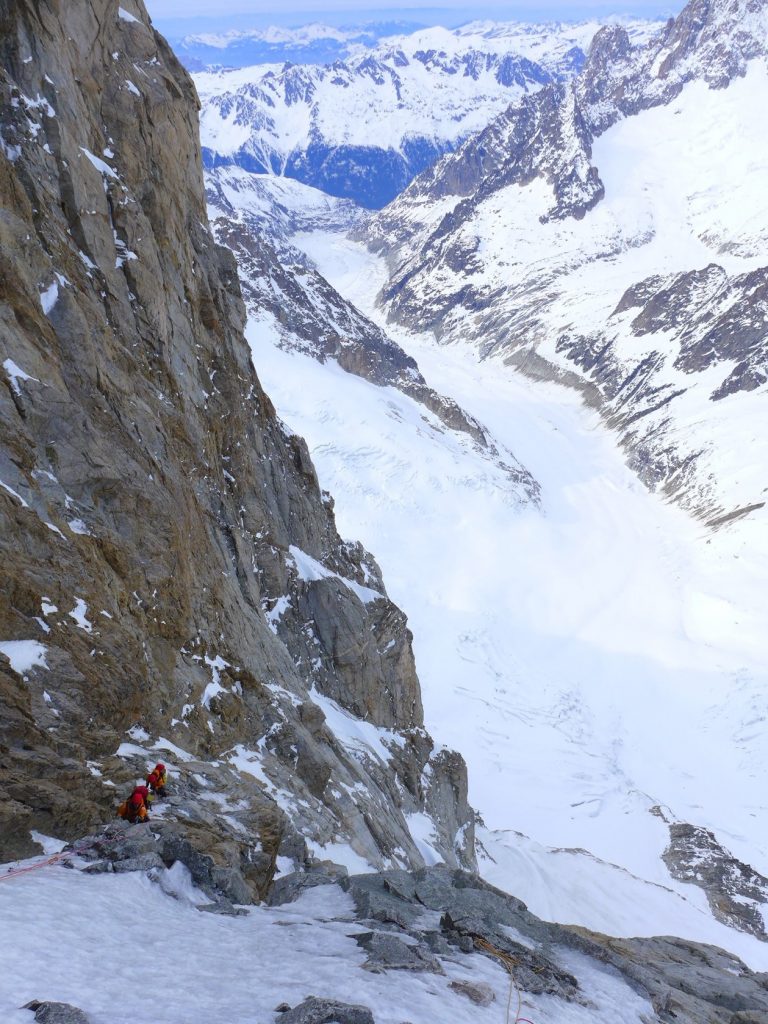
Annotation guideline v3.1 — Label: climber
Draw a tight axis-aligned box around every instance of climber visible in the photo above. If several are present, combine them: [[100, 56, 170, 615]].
[[117, 784, 151, 824], [146, 762, 168, 798]]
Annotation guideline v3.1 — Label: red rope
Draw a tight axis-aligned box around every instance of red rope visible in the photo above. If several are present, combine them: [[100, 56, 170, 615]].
[[0, 830, 128, 883]]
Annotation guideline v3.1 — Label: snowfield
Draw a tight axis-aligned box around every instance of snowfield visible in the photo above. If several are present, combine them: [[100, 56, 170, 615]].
[[240, 227, 768, 965]]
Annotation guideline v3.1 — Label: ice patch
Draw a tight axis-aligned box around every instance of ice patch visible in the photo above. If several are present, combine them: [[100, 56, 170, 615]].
[[309, 687, 405, 765], [201, 654, 231, 709], [406, 812, 444, 867], [265, 595, 290, 633], [0, 480, 30, 508], [29, 831, 67, 855]]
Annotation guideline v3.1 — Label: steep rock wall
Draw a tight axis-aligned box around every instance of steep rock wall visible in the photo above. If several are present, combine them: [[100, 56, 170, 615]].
[[0, 0, 475, 889]]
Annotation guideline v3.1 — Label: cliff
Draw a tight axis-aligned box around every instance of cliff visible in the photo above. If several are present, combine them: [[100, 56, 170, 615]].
[[0, 0, 474, 896]]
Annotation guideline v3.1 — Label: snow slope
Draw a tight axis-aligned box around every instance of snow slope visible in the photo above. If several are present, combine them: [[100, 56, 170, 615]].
[[237, 226, 768, 962], [0, 860, 660, 1024]]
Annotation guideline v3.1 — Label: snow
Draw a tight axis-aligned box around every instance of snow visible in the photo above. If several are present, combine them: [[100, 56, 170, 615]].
[[40, 281, 58, 314], [201, 654, 230, 709], [0, 867, 654, 1024], [304, 839, 372, 875], [239, 227, 768, 962], [79, 147, 118, 178], [2, 358, 38, 396], [0, 480, 30, 508], [195, 40, 544, 169], [289, 545, 382, 604], [310, 687, 404, 765], [0, 640, 49, 675], [118, 6, 139, 23], [152, 738, 196, 763], [125, 79, 141, 96], [406, 812, 444, 866], [68, 518, 91, 535], [68, 598, 93, 633], [29, 832, 66, 855], [368, 59, 768, 519]]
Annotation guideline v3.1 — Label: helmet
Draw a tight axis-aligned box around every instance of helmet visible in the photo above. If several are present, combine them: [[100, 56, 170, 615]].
[[135, 785, 149, 798], [155, 763, 165, 772]]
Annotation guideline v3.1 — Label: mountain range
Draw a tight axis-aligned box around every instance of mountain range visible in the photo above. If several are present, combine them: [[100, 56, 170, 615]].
[[194, 19, 660, 208]]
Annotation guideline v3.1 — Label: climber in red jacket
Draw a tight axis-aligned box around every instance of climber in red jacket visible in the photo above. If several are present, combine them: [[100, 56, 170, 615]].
[[146, 762, 168, 798], [117, 785, 151, 823]]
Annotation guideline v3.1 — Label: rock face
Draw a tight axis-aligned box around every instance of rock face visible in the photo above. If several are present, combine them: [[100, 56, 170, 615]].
[[363, 0, 768, 519], [0, 0, 475, 883], [277, 997, 374, 1024]]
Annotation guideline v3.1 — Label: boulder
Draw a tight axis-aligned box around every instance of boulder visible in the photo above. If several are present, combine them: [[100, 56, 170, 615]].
[[277, 997, 375, 1024], [23, 1002, 90, 1024]]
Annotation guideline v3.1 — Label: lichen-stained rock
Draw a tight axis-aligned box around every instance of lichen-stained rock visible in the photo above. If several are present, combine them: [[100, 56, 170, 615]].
[[0, 0, 475, 877]]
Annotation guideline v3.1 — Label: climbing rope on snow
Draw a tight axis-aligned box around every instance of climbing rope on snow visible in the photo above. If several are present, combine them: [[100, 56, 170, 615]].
[[472, 934, 539, 1024], [0, 829, 128, 883]]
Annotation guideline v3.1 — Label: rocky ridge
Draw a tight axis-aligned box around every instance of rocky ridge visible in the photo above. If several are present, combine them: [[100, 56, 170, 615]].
[[0, 0, 476, 892], [363, 0, 768, 519]]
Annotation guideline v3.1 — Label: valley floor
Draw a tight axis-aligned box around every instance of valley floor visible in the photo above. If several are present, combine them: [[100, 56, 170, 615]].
[[245, 228, 768, 965]]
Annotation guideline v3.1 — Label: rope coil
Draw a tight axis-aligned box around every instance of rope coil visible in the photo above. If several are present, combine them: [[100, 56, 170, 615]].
[[472, 934, 538, 1024]]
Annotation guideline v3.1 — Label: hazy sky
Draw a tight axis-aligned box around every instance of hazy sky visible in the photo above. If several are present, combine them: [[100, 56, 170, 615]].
[[146, 0, 681, 31]]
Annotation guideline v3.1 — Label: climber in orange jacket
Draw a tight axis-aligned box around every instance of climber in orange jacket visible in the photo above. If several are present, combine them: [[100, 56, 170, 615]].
[[117, 785, 151, 823], [146, 762, 168, 798]]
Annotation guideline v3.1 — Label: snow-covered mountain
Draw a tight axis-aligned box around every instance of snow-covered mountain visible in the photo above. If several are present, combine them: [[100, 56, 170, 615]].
[[5, 0, 768, 1019], [193, 20, 660, 209], [363, 0, 768, 522], [194, 54, 547, 209], [177, 17, 660, 72], [170, 21, 423, 70]]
